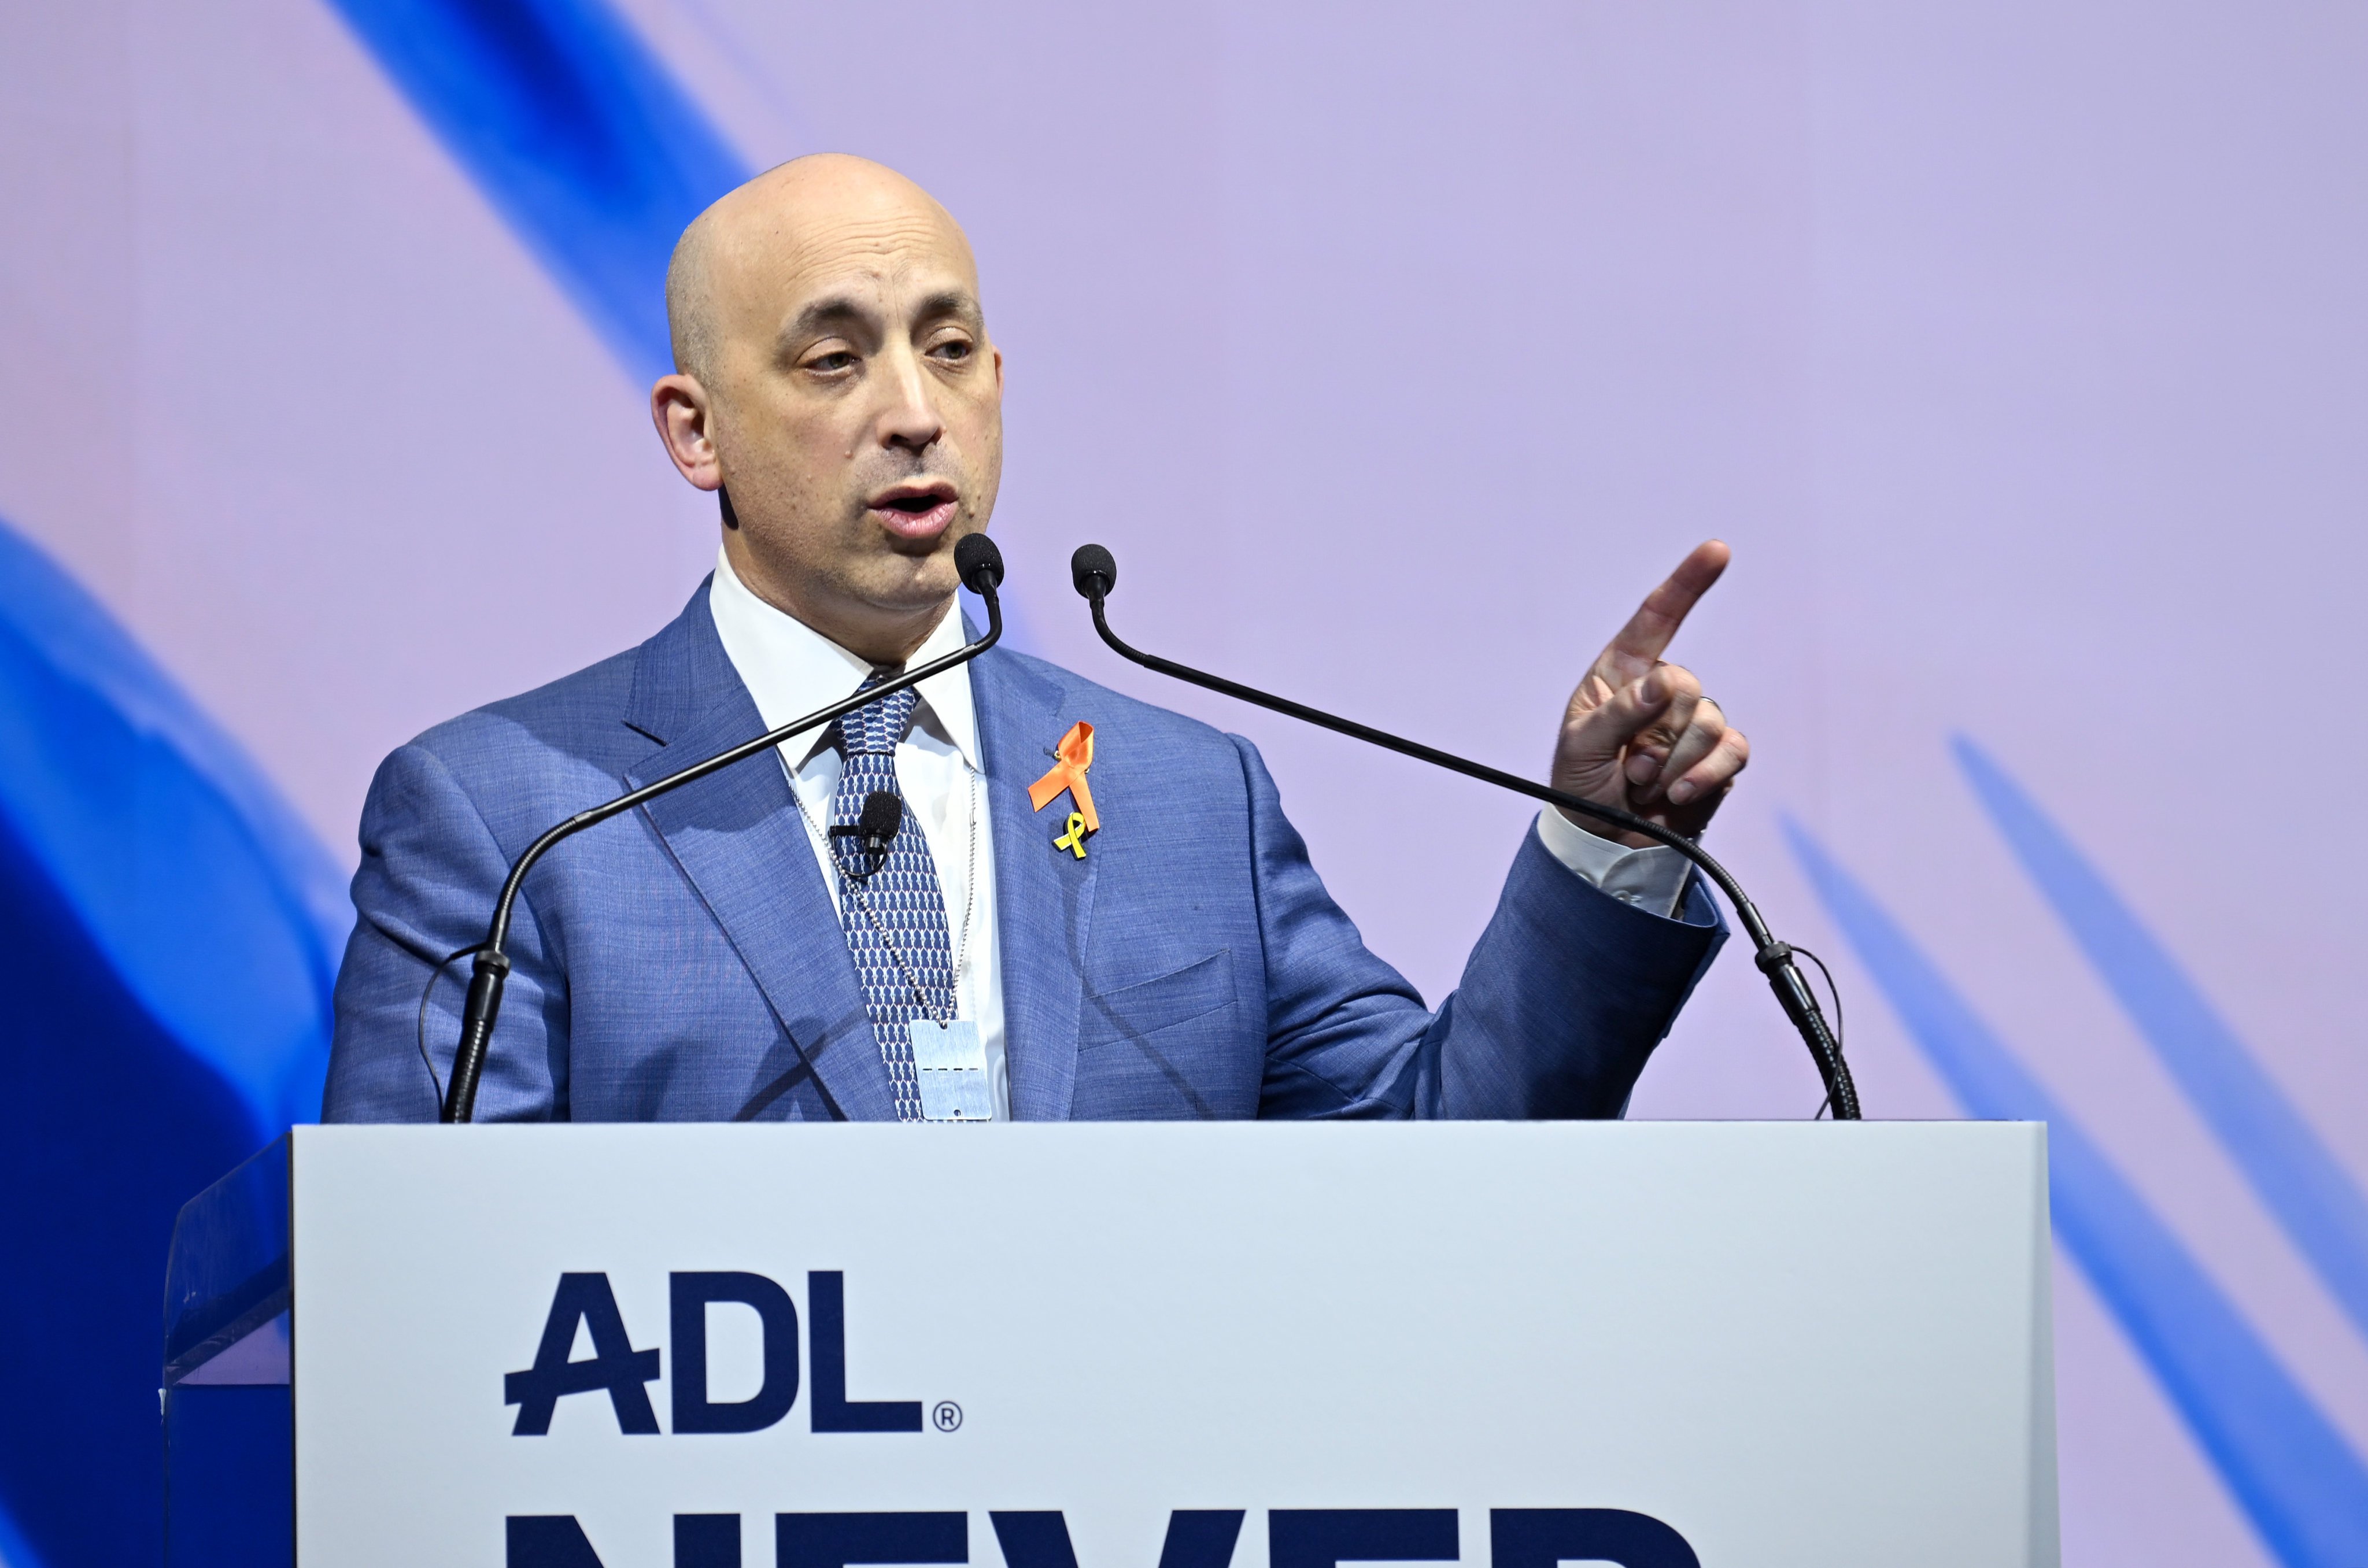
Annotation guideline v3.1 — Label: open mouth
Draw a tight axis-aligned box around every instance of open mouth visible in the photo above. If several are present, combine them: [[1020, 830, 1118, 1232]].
[[867, 483, 959, 542]]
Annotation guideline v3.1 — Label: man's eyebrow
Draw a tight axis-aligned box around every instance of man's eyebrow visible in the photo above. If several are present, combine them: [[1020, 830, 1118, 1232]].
[[784, 294, 875, 342], [913, 288, 984, 328]]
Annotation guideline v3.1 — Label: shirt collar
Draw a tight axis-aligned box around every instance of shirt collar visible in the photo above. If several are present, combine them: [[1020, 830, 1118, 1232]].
[[707, 545, 981, 772]]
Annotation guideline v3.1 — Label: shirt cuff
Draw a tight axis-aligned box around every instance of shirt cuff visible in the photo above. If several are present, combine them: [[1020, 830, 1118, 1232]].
[[1533, 808, 1693, 918]]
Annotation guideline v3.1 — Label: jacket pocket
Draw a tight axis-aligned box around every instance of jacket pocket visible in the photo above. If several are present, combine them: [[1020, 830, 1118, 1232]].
[[1079, 949, 1235, 1049]]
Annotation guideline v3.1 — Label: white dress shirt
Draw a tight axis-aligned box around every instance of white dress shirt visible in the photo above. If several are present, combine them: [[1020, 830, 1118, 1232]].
[[1533, 788, 1695, 914], [707, 546, 1691, 1120], [709, 550, 1011, 1114]]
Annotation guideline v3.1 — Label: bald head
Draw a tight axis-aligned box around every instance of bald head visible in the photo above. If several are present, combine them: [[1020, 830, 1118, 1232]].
[[666, 154, 977, 386], [649, 154, 1004, 665]]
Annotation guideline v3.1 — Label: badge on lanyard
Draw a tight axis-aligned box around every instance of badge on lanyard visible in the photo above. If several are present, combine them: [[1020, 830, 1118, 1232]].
[[909, 1019, 992, 1121]]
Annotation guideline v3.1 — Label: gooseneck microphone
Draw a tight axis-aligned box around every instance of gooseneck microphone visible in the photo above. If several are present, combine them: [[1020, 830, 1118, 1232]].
[[437, 533, 1008, 1123], [1067, 543, 1860, 1120]]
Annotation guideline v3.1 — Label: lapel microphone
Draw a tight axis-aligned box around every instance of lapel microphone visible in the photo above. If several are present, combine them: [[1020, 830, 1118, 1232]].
[[830, 791, 906, 871], [1067, 542, 1860, 1120], [435, 533, 1006, 1123]]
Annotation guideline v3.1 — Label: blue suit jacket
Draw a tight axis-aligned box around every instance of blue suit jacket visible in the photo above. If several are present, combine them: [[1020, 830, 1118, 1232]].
[[323, 586, 1724, 1122]]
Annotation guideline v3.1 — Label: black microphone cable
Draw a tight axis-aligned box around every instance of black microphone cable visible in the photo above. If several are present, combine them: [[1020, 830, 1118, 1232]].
[[1067, 542, 1860, 1120], [431, 532, 1007, 1123]]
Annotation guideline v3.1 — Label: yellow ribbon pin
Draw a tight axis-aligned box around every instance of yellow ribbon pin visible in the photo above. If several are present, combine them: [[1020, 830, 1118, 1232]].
[[1029, 722, 1099, 855]]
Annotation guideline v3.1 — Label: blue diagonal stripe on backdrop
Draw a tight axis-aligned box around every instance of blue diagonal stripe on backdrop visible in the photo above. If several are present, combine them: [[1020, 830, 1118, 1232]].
[[1953, 736, 2368, 1348], [0, 1494, 45, 1568], [323, 0, 751, 382], [1785, 819, 2368, 1568], [0, 521, 348, 1134]]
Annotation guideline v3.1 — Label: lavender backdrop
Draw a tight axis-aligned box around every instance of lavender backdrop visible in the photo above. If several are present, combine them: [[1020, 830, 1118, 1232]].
[[3, 1, 2366, 1563]]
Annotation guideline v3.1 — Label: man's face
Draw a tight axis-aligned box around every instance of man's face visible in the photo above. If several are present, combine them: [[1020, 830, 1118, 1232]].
[[690, 182, 1003, 645]]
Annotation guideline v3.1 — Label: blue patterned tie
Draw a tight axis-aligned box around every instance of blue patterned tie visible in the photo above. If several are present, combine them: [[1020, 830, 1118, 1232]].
[[828, 672, 955, 1122]]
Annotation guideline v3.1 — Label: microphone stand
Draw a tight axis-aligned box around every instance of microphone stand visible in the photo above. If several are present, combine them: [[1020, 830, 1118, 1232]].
[[438, 539, 1007, 1123], [1070, 547, 1859, 1120]]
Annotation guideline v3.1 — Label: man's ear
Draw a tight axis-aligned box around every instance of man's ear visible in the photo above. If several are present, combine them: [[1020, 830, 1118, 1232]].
[[651, 373, 722, 491]]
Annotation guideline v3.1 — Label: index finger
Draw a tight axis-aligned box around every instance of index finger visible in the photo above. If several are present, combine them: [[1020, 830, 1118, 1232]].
[[1599, 539, 1731, 665]]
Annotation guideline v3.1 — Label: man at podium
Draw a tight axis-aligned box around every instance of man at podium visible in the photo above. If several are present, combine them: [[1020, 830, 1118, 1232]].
[[322, 156, 1751, 1125]]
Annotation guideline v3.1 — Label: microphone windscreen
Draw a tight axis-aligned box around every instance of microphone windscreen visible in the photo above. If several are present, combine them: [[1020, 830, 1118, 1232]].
[[1071, 543, 1117, 600], [954, 532, 1004, 593], [857, 790, 904, 850]]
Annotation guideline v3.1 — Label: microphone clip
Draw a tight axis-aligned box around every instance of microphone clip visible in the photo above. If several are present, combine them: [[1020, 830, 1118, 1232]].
[[829, 789, 907, 872]]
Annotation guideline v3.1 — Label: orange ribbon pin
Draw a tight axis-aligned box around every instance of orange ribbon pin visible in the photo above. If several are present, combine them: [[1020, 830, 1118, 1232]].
[[1028, 720, 1099, 835]]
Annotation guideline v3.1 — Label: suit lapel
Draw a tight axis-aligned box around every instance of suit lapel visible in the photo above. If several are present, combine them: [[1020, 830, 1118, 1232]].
[[622, 590, 897, 1122], [974, 648, 1099, 1120]]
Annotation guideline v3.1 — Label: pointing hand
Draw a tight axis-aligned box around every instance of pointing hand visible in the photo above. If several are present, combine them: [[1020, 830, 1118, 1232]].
[[1551, 541, 1748, 848]]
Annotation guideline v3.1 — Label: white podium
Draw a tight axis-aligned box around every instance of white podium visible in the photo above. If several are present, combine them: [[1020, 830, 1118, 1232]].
[[163, 1123, 2058, 1567]]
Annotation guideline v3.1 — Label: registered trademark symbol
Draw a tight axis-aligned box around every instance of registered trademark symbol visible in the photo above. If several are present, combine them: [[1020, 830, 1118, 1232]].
[[932, 1401, 963, 1432]]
